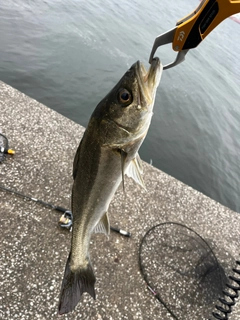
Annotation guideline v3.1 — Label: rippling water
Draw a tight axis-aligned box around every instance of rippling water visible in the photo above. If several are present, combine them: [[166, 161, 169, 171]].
[[0, 0, 240, 212]]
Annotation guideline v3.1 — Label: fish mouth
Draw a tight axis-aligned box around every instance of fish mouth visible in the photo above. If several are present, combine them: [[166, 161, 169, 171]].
[[136, 57, 163, 104], [138, 57, 162, 86]]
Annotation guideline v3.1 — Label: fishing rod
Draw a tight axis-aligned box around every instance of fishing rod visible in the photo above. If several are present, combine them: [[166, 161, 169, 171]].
[[0, 184, 131, 237]]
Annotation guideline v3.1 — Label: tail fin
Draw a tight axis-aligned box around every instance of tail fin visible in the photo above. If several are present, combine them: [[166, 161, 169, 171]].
[[58, 254, 96, 315]]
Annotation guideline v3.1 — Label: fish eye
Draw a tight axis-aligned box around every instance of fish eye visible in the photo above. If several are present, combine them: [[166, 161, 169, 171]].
[[118, 89, 132, 105]]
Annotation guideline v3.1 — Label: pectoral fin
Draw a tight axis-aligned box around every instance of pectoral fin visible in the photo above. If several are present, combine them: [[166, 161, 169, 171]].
[[125, 153, 146, 190], [94, 212, 110, 237]]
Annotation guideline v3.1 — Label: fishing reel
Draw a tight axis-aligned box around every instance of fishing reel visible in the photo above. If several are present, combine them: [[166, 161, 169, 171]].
[[59, 210, 73, 231], [58, 209, 131, 237]]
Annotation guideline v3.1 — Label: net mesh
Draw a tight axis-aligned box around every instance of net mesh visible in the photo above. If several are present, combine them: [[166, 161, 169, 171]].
[[139, 222, 228, 319]]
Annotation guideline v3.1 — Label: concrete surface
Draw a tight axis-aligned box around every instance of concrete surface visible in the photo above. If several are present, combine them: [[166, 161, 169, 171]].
[[0, 81, 239, 320]]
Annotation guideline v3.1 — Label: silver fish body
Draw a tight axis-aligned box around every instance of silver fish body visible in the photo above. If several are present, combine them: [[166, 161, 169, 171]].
[[58, 58, 163, 314]]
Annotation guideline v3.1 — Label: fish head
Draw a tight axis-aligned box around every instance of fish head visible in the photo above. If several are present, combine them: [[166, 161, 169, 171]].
[[92, 57, 163, 145]]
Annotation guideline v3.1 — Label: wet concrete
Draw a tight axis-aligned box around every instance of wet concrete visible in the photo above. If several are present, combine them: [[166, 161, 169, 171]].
[[0, 81, 239, 320]]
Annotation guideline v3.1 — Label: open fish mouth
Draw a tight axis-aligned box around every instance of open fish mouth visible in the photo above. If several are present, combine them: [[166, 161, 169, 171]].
[[137, 57, 162, 91], [135, 57, 163, 107]]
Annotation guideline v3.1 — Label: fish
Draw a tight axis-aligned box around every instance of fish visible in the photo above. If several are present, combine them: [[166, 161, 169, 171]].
[[58, 57, 163, 314]]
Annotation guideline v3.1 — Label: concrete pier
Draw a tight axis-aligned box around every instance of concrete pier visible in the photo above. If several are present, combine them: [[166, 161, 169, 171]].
[[0, 81, 239, 319]]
